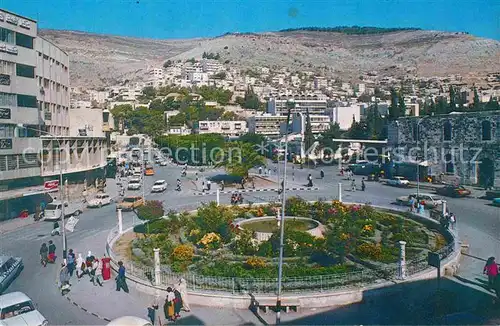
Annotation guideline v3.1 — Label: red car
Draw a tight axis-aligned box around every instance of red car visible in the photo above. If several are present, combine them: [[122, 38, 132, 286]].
[[435, 185, 471, 198]]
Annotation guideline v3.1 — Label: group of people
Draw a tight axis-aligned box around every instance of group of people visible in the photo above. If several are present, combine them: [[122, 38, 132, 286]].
[[441, 210, 457, 230], [230, 193, 244, 205], [408, 197, 426, 215], [484, 257, 500, 300], [39, 240, 57, 267], [147, 279, 190, 325], [350, 178, 366, 192]]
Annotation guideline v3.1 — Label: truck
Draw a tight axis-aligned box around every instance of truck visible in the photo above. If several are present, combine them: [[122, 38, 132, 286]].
[[43, 200, 83, 221]]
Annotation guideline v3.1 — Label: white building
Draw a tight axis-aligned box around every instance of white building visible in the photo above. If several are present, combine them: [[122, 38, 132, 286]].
[[267, 96, 329, 116], [247, 114, 287, 137], [89, 90, 109, 104], [164, 125, 192, 136], [69, 105, 104, 137], [202, 59, 223, 75], [328, 104, 361, 130], [197, 120, 247, 138], [313, 76, 327, 90], [288, 113, 331, 135]]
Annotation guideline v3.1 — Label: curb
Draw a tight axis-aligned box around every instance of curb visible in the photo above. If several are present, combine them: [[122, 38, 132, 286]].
[[193, 187, 320, 196], [65, 296, 112, 322]]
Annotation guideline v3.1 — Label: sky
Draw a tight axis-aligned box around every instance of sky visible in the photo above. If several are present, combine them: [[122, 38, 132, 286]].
[[3, 0, 499, 40]]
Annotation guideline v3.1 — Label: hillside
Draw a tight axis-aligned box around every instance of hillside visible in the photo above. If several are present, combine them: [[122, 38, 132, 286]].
[[38, 29, 500, 88]]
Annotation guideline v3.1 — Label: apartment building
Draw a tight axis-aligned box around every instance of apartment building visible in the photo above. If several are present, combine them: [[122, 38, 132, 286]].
[[0, 9, 107, 220], [313, 76, 327, 90], [196, 120, 247, 138], [247, 114, 287, 137], [289, 113, 331, 135], [201, 59, 223, 75], [267, 96, 328, 116]]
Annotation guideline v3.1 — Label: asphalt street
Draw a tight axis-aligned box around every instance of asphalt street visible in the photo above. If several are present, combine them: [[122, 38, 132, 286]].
[[0, 159, 499, 324]]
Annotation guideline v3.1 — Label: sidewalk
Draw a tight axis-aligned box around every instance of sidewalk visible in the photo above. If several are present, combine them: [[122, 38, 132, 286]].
[[0, 216, 36, 235]]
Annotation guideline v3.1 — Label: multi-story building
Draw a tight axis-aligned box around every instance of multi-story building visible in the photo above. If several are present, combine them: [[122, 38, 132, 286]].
[[328, 104, 361, 130], [388, 111, 500, 186], [267, 96, 328, 116], [89, 90, 109, 104], [289, 113, 330, 135], [196, 120, 248, 138], [201, 59, 223, 75], [313, 76, 327, 90], [0, 9, 107, 220], [247, 114, 287, 137]]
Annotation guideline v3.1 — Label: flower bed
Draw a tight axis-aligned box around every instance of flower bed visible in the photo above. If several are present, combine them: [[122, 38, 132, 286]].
[[127, 198, 451, 283]]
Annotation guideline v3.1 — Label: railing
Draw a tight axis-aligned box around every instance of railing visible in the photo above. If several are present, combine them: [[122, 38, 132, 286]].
[[105, 207, 460, 295]]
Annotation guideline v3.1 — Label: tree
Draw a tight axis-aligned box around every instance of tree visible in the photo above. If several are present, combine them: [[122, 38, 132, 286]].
[[221, 111, 240, 120], [215, 142, 265, 178], [398, 91, 406, 117], [142, 86, 156, 99], [347, 116, 368, 140], [388, 88, 402, 120], [473, 87, 481, 111], [318, 122, 341, 158], [485, 96, 500, 111], [110, 104, 133, 133], [242, 86, 261, 110], [436, 96, 448, 114], [365, 104, 385, 140], [136, 200, 164, 221], [449, 85, 457, 111], [213, 71, 227, 80], [303, 109, 315, 160], [163, 60, 173, 68]]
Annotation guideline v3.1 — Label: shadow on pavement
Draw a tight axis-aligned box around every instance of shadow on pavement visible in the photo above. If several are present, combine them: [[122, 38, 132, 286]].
[[281, 277, 500, 325], [174, 314, 205, 325]]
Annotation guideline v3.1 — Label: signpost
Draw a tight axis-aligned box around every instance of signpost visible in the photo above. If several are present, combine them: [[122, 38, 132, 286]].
[[428, 251, 441, 290]]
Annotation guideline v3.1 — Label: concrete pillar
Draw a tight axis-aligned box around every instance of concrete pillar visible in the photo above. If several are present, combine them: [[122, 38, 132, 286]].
[[441, 200, 447, 216], [398, 241, 407, 280], [117, 208, 123, 234], [338, 182, 342, 202], [216, 188, 220, 206], [153, 248, 161, 286]]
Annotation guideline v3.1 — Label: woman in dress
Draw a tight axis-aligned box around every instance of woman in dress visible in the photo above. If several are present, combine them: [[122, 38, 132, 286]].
[[163, 287, 176, 321]]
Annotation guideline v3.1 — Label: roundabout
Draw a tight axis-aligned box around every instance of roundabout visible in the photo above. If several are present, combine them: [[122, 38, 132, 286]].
[[108, 197, 460, 308]]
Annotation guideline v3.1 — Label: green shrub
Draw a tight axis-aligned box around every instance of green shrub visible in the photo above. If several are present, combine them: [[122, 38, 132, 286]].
[[136, 200, 164, 221]]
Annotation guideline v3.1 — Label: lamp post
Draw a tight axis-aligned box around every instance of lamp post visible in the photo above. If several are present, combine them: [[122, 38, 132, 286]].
[[18, 124, 67, 258], [415, 118, 427, 198]]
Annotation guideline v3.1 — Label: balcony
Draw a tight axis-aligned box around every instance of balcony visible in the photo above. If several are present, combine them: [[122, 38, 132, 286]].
[[44, 111, 52, 120]]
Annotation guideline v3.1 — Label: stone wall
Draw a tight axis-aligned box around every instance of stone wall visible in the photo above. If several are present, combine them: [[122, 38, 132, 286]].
[[388, 111, 500, 186]]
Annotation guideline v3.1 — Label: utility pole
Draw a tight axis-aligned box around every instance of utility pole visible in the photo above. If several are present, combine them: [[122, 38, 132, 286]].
[[58, 140, 67, 259], [276, 108, 291, 324]]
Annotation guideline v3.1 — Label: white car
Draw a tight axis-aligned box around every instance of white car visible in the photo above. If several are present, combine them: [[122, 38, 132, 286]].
[[387, 176, 410, 187], [0, 292, 47, 326], [151, 180, 167, 193], [159, 161, 168, 166], [396, 193, 444, 208], [43, 201, 82, 221], [87, 193, 112, 208], [128, 178, 141, 190]]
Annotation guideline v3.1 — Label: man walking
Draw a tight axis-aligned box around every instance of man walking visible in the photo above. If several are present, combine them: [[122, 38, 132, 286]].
[[48, 240, 56, 263], [307, 174, 313, 187], [116, 261, 129, 293], [351, 179, 356, 192]]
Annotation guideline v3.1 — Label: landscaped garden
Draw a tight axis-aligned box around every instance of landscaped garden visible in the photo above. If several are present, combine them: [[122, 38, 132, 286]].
[[122, 197, 450, 284]]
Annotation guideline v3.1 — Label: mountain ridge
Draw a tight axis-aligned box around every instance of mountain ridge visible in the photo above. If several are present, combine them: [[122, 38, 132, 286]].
[[37, 28, 500, 88]]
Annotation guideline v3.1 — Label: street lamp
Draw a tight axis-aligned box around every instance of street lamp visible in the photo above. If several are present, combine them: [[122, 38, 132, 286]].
[[415, 117, 428, 198], [18, 124, 68, 259]]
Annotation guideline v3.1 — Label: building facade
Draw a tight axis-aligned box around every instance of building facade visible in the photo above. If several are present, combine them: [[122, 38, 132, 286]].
[[247, 114, 287, 137], [267, 97, 328, 116], [196, 120, 248, 138], [388, 111, 500, 187], [0, 9, 107, 220], [289, 113, 330, 135]]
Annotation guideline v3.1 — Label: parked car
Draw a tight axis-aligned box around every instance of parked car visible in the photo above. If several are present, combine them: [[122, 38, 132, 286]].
[[159, 161, 168, 166], [0, 292, 47, 325], [435, 185, 472, 198], [387, 176, 410, 187], [107, 316, 151, 326], [87, 193, 112, 208], [492, 198, 500, 207], [396, 193, 444, 209], [127, 178, 141, 190], [116, 196, 144, 211], [43, 201, 82, 221], [151, 180, 167, 193], [0, 257, 23, 294]]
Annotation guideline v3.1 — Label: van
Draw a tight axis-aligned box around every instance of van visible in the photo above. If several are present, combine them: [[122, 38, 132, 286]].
[[43, 201, 82, 221]]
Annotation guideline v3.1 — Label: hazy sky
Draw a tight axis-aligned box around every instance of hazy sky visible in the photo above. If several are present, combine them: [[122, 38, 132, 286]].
[[4, 0, 499, 40]]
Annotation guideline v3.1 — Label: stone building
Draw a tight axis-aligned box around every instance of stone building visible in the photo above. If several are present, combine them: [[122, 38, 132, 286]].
[[388, 111, 500, 187]]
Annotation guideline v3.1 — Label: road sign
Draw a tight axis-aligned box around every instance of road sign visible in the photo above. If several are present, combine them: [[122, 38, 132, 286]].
[[428, 252, 440, 268], [44, 180, 59, 191], [65, 216, 79, 232]]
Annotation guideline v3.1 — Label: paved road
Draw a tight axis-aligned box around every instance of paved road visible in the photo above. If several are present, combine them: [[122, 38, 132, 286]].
[[1, 158, 499, 324]]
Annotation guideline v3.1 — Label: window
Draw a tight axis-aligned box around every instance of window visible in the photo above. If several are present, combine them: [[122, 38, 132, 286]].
[[0, 27, 14, 44], [0, 61, 14, 75], [16, 64, 35, 78], [0, 124, 15, 137], [445, 153, 454, 173], [15, 32, 33, 49], [482, 120, 492, 141], [0, 92, 16, 106], [443, 121, 452, 141], [17, 94, 37, 108]]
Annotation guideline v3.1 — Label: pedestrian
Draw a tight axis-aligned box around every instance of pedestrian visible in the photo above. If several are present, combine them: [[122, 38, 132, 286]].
[[40, 243, 48, 267], [173, 287, 183, 319], [418, 202, 425, 215], [320, 170, 324, 179], [201, 181, 205, 192], [164, 287, 176, 321], [351, 179, 356, 192], [361, 178, 366, 191], [449, 212, 456, 230], [177, 278, 190, 312], [67, 249, 76, 277], [220, 180, 225, 191], [147, 305, 156, 325], [409, 197, 416, 213], [484, 257, 499, 289], [115, 261, 129, 293], [258, 166, 262, 175], [195, 172, 199, 182], [48, 240, 56, 263], [207, 180, 211, 191], [268, 168, 271, 176], [86, 251, 94, 269], [307, 174, 313, 187], [59, 261, 70, 293], [76, 253, 86, 279], [92, 258, 103, 286]]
